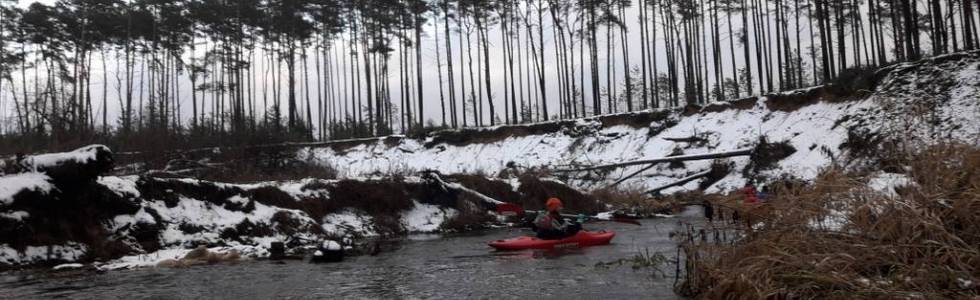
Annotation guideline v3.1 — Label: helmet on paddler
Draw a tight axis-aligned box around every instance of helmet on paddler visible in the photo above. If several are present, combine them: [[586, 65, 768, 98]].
[[546, 197, 563, 212]]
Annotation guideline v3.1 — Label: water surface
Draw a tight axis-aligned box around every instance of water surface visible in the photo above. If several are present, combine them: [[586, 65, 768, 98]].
[[0, 217, 690, 299]]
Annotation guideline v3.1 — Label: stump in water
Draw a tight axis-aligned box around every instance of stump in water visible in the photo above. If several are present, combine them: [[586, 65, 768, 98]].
[[270, 242, 286, 260]]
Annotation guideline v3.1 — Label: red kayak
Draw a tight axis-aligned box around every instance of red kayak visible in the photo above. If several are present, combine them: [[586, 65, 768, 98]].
[[488, 230, 616, 251]]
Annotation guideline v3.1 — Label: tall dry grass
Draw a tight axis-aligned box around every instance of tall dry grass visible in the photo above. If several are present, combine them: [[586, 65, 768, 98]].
[[678, 144, 980, 299]]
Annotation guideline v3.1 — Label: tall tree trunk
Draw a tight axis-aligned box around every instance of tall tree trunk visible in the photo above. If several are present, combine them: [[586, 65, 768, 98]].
[[816, 0, 832, 82], [465, 22, 477, 126], [727, 1, 740, 98], [964, 0, 977, 49], [435, 13, 447, 127], [619, 4, 633, 111], [537, 0, 549, 120], [639, 0, 650, 108], [416, 12, 424, 127], [459, 17, 470, 127], [479, 15, 495, 125], [443, 4, 458, 128], [900, 0, 920, 60], [741, 0, 754, 95]]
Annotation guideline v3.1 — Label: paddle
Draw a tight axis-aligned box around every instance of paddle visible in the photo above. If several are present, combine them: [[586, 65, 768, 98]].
[[494, 203, 642, 226]]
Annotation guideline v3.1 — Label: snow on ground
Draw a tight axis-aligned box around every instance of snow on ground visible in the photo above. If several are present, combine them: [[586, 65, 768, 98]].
[[867, 172, 913, 198], [808, 208, 849, 232], [97, 175, 141, 198], [299, 98, 866, 193], [144, 196, 311, 247], [321, 209, 377, 238], [9, 175, 470, 269], [402, 201, 458, 233], [0, 211, 30, 221], [945, 62, 980, 142], [109, 207, 157, 231], [275, 178, 330, 199], [52, 263, 84, 270], [301, 68, 977, 194], [0, 243, 87, 265], [23, 145, 108, 169], [322, 240, 341, 251], [0, 173, 55, 206], [99, 245, 267, 270]]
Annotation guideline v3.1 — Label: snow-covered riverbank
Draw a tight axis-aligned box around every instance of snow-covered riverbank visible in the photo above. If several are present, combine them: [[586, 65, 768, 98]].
[[300, 51, 980, 194]]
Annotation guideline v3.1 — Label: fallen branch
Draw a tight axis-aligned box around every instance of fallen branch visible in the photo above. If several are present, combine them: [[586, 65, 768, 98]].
[[553, 148, 753, 173], [645, 170, 714, 195], [422, 171, 503, 207], [607, 163, 658, 188], [663, 136, 707, 143]]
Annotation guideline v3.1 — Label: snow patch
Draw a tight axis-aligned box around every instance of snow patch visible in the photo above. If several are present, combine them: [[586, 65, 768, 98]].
[[401, 201, 458, 233], [101, 245, 265, 270], [24, 145, 107, 169], [321, 210, 377, 237], [52, 263, 84, 270], [0, 242, 87, 265], [0, 173, 55, 206], [321, 240, 341, 251], [867, 172, 913, 198], [98, 176, 141, 198], [0, 211, 30, 221], [111, 207, 158, 231]]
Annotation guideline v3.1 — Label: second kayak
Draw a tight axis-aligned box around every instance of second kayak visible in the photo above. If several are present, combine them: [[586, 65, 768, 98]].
[[488, 230, 616, 251]]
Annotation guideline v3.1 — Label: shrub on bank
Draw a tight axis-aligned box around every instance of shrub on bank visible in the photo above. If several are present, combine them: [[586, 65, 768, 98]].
[[677, 144, 980, 299]]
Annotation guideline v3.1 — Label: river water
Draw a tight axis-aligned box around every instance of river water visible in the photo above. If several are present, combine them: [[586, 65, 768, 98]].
[[0, 213, 696, 299]]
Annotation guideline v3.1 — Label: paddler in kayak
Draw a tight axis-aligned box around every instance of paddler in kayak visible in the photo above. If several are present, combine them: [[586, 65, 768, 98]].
[[533, 198, 585, 240]]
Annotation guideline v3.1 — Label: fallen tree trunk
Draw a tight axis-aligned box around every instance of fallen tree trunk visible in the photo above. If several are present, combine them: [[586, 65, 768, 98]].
[[645, 170, 714, 195], [553, 148, 753, 173], [662, 136, 707, 143], [422, 171, 503, 209], [18, 145, 114, 184], [607, 163, 658, 188]]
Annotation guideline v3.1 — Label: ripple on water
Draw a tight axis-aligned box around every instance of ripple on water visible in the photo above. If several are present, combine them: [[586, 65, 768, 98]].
[[0, 217, 689, 299]]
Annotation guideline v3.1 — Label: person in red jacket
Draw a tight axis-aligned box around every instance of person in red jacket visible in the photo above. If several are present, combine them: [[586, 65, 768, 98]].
[[533, 198, 582, 240], [743, 184, 759, 204]]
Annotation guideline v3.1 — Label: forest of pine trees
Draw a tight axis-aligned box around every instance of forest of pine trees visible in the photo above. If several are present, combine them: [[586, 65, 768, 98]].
[[0, 0, 977, 151]]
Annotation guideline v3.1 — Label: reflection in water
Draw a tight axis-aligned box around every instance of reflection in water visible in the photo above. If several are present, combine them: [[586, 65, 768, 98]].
[[0, 217, 689, 299]]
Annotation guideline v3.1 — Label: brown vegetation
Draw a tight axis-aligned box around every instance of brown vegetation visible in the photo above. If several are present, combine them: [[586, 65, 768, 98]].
[[677, 144, 980, 298]]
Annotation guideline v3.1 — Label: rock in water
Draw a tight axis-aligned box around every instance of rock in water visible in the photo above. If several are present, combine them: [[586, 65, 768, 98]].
[[312, 240, 344, 263]]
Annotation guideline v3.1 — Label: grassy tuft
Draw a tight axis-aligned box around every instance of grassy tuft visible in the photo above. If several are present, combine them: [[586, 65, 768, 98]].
[[676, 144, 980, 299]]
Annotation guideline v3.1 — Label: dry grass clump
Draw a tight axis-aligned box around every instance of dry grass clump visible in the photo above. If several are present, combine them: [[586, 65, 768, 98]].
[[679, 144, 980, 299]]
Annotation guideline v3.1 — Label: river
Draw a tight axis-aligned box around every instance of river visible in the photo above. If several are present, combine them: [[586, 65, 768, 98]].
[[0, 211, 697, 299]]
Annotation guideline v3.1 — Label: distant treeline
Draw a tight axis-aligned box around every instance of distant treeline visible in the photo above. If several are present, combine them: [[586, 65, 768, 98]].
[[0, 0, 976, 152]]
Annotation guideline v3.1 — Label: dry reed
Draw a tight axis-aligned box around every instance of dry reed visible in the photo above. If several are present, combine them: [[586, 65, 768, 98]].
[[678, 144, 980, 299]]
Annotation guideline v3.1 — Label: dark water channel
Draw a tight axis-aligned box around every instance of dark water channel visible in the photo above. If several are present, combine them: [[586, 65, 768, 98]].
[[0, 211, 698, 299]]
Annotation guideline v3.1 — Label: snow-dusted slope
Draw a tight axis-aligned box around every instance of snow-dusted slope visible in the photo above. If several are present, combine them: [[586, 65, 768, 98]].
[[302, 52, 980, 194], [1, 171, 592, 268]]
